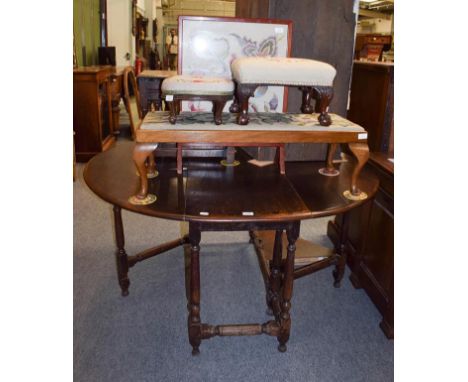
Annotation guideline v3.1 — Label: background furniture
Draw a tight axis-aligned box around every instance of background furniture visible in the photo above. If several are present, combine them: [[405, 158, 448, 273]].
[[122, 67, 142, 139], [137, 70, 176, 114], [328, 152, 394, 338], [347, 61, 394, 154], [354, 34, 392, 62], [73, 66, 124, 161]]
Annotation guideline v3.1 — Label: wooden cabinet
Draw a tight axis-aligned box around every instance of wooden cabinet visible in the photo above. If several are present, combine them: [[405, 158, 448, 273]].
[[328, 153, 394, 338], [348, 61, 394, 154], [73, 66, 124, 162]]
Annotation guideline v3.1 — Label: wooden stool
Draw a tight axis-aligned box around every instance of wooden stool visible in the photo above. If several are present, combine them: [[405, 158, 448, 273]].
[[161, 75, 234, 125], [230, 57, 336, 126]]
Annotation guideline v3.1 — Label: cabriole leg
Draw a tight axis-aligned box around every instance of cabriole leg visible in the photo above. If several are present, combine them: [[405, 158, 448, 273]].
[[129, 143, 158, 205], [343, 142, 370, 200], [319, 143, 339, 176], [313, 86, 334, 126], [299, 87, 314, 113], [213, 100, 227, 125], [236, 84, 257, 125]]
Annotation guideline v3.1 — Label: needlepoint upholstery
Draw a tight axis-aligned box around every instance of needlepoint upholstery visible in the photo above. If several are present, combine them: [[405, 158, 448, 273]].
[[161, 75, 235, 96], [231, 57, 336, 86]]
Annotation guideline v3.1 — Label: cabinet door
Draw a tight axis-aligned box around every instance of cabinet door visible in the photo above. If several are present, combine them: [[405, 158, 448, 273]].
[[361, 189, 394, 313]]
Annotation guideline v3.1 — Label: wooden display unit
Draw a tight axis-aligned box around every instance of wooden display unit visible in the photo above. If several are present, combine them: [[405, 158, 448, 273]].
[[328, 152, 394, 338], [73, 66, 124, 162]]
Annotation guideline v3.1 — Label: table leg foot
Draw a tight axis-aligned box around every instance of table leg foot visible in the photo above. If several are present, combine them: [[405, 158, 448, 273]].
[[278, 343, 287, 353], [131, 143, 158, 203], [191, 347, 200, 356]]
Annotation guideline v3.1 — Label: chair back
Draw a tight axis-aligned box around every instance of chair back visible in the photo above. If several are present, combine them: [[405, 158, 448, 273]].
[[123, 67, 143, 138]]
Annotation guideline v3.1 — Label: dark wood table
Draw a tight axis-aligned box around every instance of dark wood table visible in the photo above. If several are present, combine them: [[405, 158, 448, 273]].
[[84, 143, 379, 354]]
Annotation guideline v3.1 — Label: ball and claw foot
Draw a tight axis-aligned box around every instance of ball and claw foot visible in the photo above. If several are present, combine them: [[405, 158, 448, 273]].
[[318, 113, 332, 126], [169, 115, 177, 124], [237, 114, 249, 125], [192, 347, 200, 356], [278, 343, 287, 353]]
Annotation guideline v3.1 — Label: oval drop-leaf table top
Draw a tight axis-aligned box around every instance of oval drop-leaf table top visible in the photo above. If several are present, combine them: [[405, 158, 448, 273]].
[[84, 142, 379, 223]]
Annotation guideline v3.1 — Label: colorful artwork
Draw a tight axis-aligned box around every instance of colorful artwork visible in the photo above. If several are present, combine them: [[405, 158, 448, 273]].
[[178, 17, 292, 113]]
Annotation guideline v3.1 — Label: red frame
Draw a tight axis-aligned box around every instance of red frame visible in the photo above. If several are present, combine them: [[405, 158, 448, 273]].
[[177, 16, 293, 112]]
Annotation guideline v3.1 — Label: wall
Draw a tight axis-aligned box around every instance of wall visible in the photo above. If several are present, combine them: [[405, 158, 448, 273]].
[[357, 17, 392, 34], [107, 0, 133, 66], [74, 0, 101, 66]]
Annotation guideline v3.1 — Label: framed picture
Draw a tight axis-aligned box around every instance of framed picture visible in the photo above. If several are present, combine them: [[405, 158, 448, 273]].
[[177, 16, 292, 113]]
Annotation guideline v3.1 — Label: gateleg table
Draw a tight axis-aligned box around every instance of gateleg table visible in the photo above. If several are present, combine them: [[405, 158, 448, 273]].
[[84, 143, 378, 354]]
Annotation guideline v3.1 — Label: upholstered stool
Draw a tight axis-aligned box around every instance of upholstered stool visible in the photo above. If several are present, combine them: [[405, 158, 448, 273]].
[[230, 57, 336, 126], [161, 75, 235, 125]]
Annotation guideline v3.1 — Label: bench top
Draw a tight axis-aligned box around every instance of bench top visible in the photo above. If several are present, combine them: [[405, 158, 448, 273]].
[[231, 57, 336, 87], [136, 111, 367, 144]]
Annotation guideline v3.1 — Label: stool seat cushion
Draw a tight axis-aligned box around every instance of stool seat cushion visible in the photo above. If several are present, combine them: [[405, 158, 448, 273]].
[[161, 75, 234, 96], [231, 57, 336, 87]]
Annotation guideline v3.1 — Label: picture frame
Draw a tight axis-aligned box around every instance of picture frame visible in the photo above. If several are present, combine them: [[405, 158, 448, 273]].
[[177, 16, 292, 113]]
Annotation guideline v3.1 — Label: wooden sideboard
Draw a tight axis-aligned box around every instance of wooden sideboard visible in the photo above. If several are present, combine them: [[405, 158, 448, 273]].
[[347, 61, 394, 155], [73, 66, 125, 162], [327, 152, 394, 338]]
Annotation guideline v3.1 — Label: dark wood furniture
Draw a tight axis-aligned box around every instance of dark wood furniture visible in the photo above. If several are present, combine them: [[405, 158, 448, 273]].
[[73, 66, 125, 161], [137, 70, 176, 115], [83, 143, 379, 354], [327, 152, 394, 338], [354, 34, 392, 62], [348, 61, 394, 154]]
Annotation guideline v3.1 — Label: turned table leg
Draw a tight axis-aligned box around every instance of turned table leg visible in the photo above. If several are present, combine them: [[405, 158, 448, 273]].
[[313, 86, 333, 126], [319, 143, 340, 176], [129, 143, 158, 205], [266, 230, 283, 316], [333, 212, 349, 288], [188, 223, 202, 355], [277, 221, 300, 352], [343, 142, 370, 200], [113, 205, 130, 296]]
